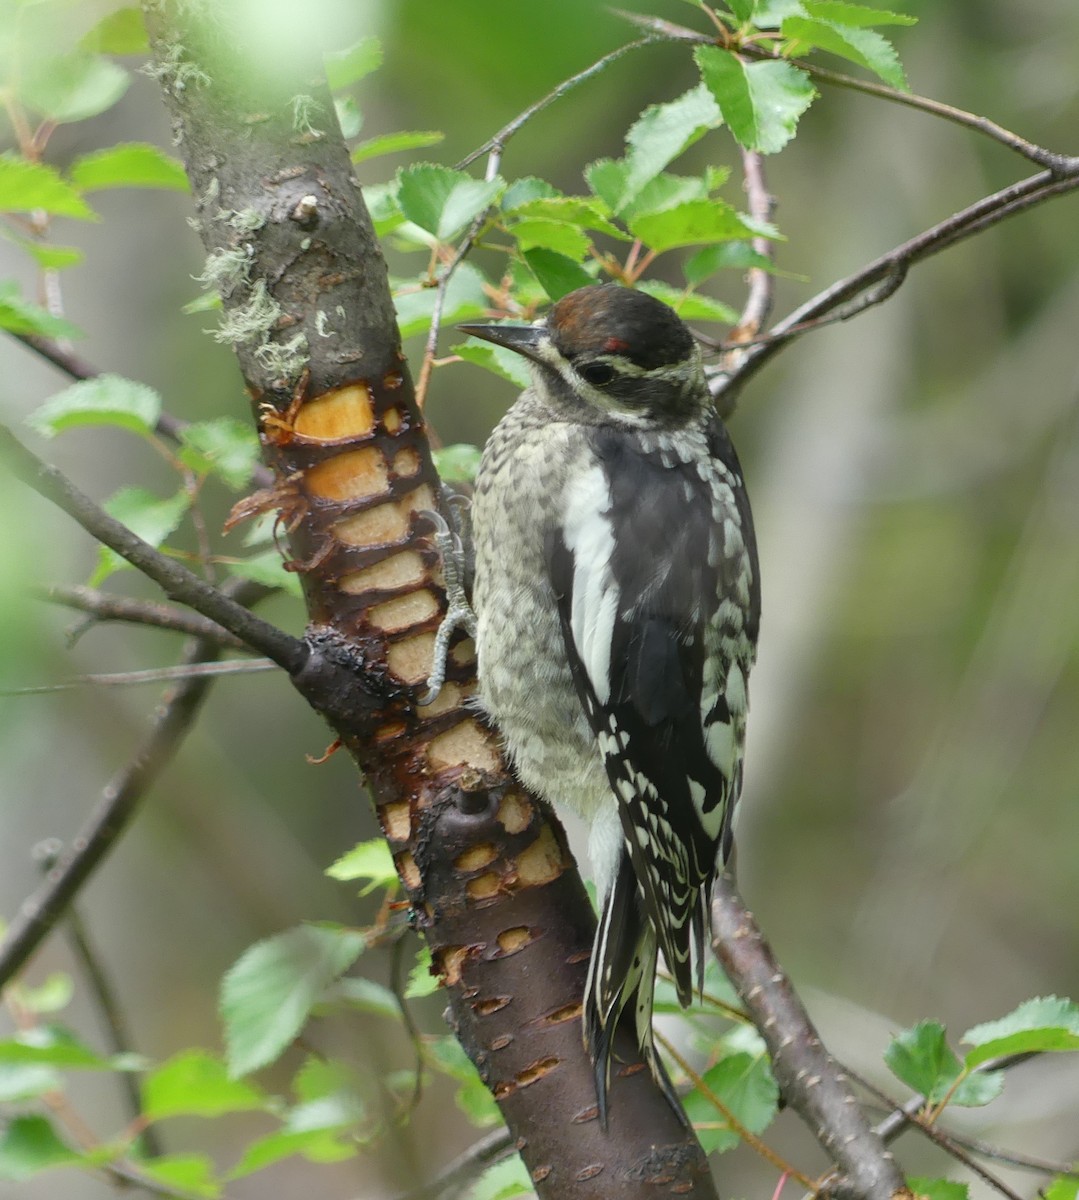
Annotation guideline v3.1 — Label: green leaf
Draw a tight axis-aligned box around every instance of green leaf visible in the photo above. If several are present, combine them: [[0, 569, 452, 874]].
[[324, 35, 383, 90], [332, 976, 401, 1020], [225, 548, 302, 597], [696, 47, 816, 154], [451, 341, 532, 390], [884, 1020, 1004, 1106], [636, 281, 739, 323], [80, 8, 150, 54], [179, 418, 261, 490], [397, 164, 503, 241], [405, 945, 441, 999], [804, 1, 917, 27], [432, 442, 484, 484], [143, 1050, 268, 1120], [13, 240, 84, 270], [27, 375, 162, 439], [683, 1051, 779, 1154], [0, 1025, 109, 1070], [467, 1155, 534, 1200], [334, 96, 363, 140], [351, 130, 444, 165], [623, 84, 722, 196], [523, 248, 594, 301], [227, 1126, 356, 1178], [508, 218, 591, 260], [505, 196, 628, 240], [782, 15, 908, 89], [15, 972, 73, 1015], [501, 177, 561, 211], [325, 838, 397, 895], [628, 198, 755, 254], [727, 0, 758, 20], [0, 1063, 63, 1102], [588, 166, 713, 223], [426, 1036, 501, 1127], [393, 261, 488, 339], [0, 281, 83, 340], [908, 1179, 969, 1200], [221, 924, 367, 1077], [684, 242, 775, 285], [134, 1154, 221, 1198], [69, 144, 189, 193], [1044, 1179, 1079, 1200], [22, 54, 130, 124], [0, 1115, 82, 1181], [0, 155, 95, 220], [962, 996, 1079, 1068], [91, 487, 191, 587], [754, 0, 808, 25]]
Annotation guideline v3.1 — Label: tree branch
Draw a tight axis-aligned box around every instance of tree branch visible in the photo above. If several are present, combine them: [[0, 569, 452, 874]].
[[711, 873, 909, 1200]]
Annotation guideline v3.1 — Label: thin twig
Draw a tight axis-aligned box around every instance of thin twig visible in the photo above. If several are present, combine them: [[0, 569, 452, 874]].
[[710, 873, 905, 1200], [392, 1128, 514, 1200], [32, 841, 165, 1160], [655, 1030, 818, 1192], [711, 166, 1079, 402], [456, 36, 658, 170], [0, 421, 305, 671], [3, 658, 277, 695], [38, 584, 253, 649], [0, 580, 264, 990]]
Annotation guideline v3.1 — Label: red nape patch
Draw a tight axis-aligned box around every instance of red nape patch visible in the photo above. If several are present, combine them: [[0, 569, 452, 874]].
[[603, 337, 630, 354]]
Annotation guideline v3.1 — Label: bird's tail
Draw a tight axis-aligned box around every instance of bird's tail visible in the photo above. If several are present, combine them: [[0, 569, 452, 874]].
[[584, 850, 688, 1127]]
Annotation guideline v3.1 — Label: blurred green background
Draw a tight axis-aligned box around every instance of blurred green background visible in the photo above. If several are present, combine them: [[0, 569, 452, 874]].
[[1, 0, 1078, 1195]]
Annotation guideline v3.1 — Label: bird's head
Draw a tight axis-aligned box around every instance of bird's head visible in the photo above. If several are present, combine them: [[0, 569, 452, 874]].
[[459, 284, 709, 429]]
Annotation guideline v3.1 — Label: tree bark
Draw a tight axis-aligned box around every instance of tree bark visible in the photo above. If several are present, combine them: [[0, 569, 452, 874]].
[[141, 3, 717, 1195]]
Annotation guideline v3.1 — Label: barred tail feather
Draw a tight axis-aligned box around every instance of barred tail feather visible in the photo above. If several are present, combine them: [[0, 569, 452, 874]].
[[585, 851, 688, 1128]]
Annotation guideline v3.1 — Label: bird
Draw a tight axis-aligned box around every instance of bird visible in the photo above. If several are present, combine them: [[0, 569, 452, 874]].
[[428, 282, 760, 1125]]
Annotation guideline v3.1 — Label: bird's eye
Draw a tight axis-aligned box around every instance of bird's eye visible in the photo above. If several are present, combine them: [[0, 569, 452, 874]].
[[579, 361, 616, 387]]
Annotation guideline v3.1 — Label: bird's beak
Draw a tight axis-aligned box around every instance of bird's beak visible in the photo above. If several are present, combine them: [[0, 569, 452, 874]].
[[458, 321, 547, 365]]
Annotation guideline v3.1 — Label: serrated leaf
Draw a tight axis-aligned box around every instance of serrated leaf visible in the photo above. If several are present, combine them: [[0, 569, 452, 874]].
[[0, 1115, 82, 1181], [68, 144, 189, 192], [908, 1178, 970, 1200], [433, 442, 484, 484], [505, 196, 628, 240], [696, 48, 816, 154], [0, 281, 83, 339], [143, 1050, 268, 1120], [523, 248, 594, 301], [27, 374, 161, 438], [22, 54, 130, 124], [884, 1020, 1003, 1106], [134, 1154, 221, 1198], [754, 0, 809, 24], [405, 945, 441, 999], [782, 15, 908, 89], [427, 1036, 501, 1127], [501, 176, 561, 211], [628, 198, 754, 254], [0, 155, 95, 220], [508, 218, 591, 260], [225, 548, 302, 597], [221, 924, 367, 1077], [452, 342, 532, 390], [804, 1, 917, 27], [325, 838, 397, 895], [397, 164, 503, 241], [351, 130, 444, 165], [80, 7, 149, 54], [636, 280, 739, 323], [467, 1155, 534, 1200], [683, 1051, 779, 1154], [684, 242, 774, 285], [324, 35, 382, 90], [0, 1063, 63, 1102], [393, 261, 488, 339], [623, 84, 722, 196], [962, 996, 1079, 1069], [362, 181, 403, 237], [91, 487, 191, 587], [0, 1025, 109, 1069], [227, 1126, 356, 1178], [179, 418, 261, 490]]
